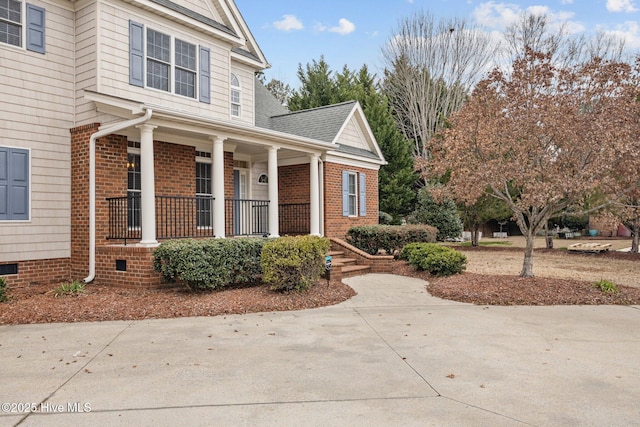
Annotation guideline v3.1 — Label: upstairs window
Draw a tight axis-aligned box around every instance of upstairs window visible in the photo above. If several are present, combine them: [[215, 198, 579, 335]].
[[0, 0, 45, 53], [230, 73, 241, 117], [175, 39, 196, 98], [129, 21, 210, 103], [0, 0, 21, 47], [146, 29, 170, 92]]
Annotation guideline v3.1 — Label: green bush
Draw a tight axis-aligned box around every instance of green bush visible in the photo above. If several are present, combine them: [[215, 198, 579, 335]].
[[405, 243, 467, 276], [261, 236, 330, 292], [153, 238, 266, 291], [346, 225, 438, 256], [0, 277, 7, 302]]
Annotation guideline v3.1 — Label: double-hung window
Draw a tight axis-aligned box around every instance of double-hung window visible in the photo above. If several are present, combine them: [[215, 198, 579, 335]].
[[129, 21, 210, 103], [175, 39, 196, 98], [341, 171, 367, 217], [0, 146, 30, 221], [0, 0, 45, 53], [195, 152, 212, 228], [146, 29, 171, 92], [0, 0, 21, 47]]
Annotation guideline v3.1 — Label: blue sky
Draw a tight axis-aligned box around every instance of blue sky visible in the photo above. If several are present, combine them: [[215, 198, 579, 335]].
[[234, 0, 640, 88]]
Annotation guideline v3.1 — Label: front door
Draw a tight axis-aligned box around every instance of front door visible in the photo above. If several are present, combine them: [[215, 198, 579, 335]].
[[233, 169, 248, 235]]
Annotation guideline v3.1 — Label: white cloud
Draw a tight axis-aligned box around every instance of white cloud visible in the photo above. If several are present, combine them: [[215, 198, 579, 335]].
[[313, 22, 328, 32], [473, 2, 584, 34], [560, 0, 573, 4], [606, 0, 638, 12], [273, 15, 303, 32], [603, 20, 640, 50], [329, 18, 356, 35]]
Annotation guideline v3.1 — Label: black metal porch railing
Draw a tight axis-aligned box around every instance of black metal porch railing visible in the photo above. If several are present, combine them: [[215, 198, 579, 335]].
[[107, 196, 311, 243], [106, 195, 216, 244], [225, 199, 270, 237], [279, 203, 311, 235]]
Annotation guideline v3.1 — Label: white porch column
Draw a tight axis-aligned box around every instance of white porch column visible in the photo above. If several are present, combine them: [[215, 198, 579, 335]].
[[138, 124, 158, 245], [268, 146, 280, 237], [212, 136, 226, 238], [309, 154, 321, 236]]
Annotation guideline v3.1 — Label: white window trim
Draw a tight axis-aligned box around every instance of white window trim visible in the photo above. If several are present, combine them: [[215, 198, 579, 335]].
[[144, 28, 199, 99], [347, 171, 358, 217], [126, 147, 141, 231], [230, 72, 241, 118], [195, 156, 213, 229], [0, 0, 23, 50]]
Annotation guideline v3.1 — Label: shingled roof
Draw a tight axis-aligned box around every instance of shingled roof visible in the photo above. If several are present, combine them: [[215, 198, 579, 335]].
[[254, 79, 383, 163], [254, 80, 353, 142], [267, 101, 356, 144]]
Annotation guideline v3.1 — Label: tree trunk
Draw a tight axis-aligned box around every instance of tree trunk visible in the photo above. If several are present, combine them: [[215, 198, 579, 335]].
[[544, 224, 553, 249], [520, 233, 535, 277], [472, 227, 480, 247], [632, 219, 639, 254]]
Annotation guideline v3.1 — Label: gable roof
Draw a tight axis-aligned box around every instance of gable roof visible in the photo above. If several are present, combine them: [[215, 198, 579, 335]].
[[149, 0, 237, 37], [254, 80, 385, 164]]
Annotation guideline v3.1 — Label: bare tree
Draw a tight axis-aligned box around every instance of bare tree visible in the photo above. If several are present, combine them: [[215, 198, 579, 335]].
[[503, 12, 627, 67], [381, 12, 499, 159]]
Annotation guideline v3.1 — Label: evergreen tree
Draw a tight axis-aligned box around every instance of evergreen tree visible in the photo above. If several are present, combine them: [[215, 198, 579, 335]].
[[408, 186, 462, 241]]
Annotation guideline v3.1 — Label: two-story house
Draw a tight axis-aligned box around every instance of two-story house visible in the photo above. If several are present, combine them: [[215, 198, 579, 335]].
[[0, 0, 385, 287]]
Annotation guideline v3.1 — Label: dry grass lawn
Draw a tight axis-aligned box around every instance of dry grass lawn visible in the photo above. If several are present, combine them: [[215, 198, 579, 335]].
[[456, 236, 640, 288]]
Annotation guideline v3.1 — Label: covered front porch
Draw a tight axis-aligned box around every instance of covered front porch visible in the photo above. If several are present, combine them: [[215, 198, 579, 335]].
[[111, 124, 324, 246]]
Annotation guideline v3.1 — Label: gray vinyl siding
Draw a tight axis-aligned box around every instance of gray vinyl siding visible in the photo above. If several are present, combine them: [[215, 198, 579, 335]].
[[0, 0, 73, 262]]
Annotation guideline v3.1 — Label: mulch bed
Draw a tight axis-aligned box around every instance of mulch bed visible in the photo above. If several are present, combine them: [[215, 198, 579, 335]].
[[0, 281, 356, 325], [391, 260, 640, 306]]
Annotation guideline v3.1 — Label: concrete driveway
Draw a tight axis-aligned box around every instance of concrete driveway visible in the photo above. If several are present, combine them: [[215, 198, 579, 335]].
[[1, 274, 639, 426]]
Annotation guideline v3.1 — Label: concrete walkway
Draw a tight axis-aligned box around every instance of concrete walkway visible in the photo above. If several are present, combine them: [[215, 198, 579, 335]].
[[1, 274, 639, 426]]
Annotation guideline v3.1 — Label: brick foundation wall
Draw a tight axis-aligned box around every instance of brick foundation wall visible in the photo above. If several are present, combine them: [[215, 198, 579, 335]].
[[0, 258, 71, 287], [95, 246, 162, 288], [323, 162, 378, 238]]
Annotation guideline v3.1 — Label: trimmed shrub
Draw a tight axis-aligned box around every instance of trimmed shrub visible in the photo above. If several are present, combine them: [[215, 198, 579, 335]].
[[153, 238, 266, 291], [405, 243, 467, 277], [261, 236, 330, 292], [0, 277, 7, 302], [346, 225, 438, 256]]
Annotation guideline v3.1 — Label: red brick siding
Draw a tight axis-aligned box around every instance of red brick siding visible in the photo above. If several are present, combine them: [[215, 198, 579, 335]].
[[0, 258, 71, 287], [224, 151, 234, 199], [323, 162, 378, 238], [279, 164, 310, 204], [71, 123, 100, 279]]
